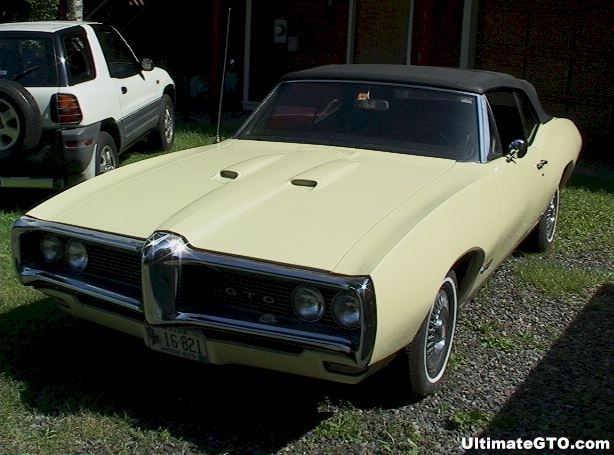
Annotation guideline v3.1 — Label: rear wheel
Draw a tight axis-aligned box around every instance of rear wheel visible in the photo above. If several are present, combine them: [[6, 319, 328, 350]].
[[151, 94, 175, 151], [0, 80, 42, 159], [96, 132, 119, 175], [524, 188, 559, 252]]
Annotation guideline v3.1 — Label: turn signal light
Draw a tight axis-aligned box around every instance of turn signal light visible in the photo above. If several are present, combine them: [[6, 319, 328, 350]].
[[52, 94, 83, 124]]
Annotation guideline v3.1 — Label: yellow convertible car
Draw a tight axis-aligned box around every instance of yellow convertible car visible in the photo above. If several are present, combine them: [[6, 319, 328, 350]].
[[12, 65, 581, 399]]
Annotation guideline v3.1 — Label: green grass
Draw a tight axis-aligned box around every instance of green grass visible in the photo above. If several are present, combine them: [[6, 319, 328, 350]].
[[447, 409, 492, 431], [511, 259, 611, 298], [305, 402, 420, 454], [508, 174, 614, 300], [463, 319, 538, 352], [1, 141, 613, 454], [555, 176, 614, 256], [121, 120, 225, 167]]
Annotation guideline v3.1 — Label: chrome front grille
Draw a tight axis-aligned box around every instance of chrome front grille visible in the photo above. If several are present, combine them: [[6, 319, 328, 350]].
[[74, 242, 141, 299], [142, 233, 375, 363], [14, 219, 144, 305], [86, 243, 141, 290], [176, 263, 340, 330], [13, 223, 376, 365]]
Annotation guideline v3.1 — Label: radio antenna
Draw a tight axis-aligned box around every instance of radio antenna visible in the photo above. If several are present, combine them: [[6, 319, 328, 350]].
[[216, 7, 232, 143]]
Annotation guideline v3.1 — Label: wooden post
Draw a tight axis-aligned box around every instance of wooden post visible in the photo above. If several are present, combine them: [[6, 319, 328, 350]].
[[58, 0, 67, 19], [412, 0, 434, 65]]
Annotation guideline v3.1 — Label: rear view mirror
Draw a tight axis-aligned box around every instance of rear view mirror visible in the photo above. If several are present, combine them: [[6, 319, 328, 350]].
[[354, 99, 389, 110]]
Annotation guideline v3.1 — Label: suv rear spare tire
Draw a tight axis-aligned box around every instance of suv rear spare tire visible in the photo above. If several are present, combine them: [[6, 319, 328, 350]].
[[0, 79, 43, 159]]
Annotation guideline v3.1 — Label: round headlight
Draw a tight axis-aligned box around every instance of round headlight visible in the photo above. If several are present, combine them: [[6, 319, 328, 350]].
[[291, 285, 325, 322], [40, 235, 62, 263], [65, 239, 88, 271], [332, 292, 362, 330]]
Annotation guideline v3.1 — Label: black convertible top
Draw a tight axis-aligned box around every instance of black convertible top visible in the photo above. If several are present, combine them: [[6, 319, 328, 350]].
[[282, 64, 551, 123]]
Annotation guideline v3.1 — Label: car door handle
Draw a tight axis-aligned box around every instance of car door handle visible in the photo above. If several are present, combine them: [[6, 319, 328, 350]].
[[536, 160, 548, 170], [121, 86, 127, 94]]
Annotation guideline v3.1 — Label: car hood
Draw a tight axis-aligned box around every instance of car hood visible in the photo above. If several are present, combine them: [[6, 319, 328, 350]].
[[29, 140, 462, 273]]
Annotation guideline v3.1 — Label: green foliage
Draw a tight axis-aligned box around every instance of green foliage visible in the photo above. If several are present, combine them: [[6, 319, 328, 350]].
[[447, 409, 491, 431], [26, 0, 59, 21]]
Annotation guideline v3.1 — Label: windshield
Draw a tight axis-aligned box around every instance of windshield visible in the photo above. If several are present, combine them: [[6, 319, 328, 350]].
[[0, 35, 58, 86], [237, 81, 481, 161]]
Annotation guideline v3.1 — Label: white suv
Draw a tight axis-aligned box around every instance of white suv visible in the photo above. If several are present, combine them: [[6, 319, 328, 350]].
[[0, 21, 175, 188]]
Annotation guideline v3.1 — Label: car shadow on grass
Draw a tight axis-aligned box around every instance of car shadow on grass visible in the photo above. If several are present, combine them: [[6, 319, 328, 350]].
[[0, 297, 342, 454], [464, 282, 614, 453], [0, 188, 59, 212]]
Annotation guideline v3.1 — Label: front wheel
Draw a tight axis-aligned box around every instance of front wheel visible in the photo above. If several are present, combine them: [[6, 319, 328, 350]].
[[408, 271, 458, 396], [384, 271, 458, 401]]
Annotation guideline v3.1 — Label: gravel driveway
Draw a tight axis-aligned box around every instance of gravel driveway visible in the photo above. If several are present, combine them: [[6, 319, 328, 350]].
[[271, 258, 614, 455]]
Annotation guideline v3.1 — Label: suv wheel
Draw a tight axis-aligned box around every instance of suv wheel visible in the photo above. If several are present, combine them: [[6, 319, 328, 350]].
[[0, 80, 42, 159], [151, 94, 175, 151], [96, 132, 119, 175]]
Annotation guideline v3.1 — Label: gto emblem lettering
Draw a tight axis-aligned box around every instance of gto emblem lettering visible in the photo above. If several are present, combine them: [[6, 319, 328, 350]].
[[225, 287, 276, 304]]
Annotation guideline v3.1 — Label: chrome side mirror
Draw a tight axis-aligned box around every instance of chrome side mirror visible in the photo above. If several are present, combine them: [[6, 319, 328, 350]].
[[506, 139, 527, 163]]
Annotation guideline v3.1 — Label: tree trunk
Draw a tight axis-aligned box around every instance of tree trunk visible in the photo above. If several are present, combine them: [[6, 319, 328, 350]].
[[66, 0, 83, 20]]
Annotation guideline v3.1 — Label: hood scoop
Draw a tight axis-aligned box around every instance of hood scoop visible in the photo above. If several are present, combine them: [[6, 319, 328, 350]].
[[291, 178, 318, 188], [220, 169, 239, 179], [281, 177, 319, 193]]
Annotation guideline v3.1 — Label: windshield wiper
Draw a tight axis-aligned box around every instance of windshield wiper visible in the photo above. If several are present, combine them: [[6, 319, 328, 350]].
[[11, 65, 43, 82]]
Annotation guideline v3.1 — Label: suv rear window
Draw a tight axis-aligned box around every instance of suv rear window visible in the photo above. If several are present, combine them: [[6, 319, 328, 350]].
[[62, 33, 95, 85], [0, 35, 59, 86]]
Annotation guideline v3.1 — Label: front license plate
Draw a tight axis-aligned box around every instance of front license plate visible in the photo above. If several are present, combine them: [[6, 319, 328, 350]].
[[147, 326, 207, 362]]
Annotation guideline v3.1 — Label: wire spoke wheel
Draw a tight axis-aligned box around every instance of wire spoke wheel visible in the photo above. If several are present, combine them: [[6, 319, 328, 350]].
[[412, 272, 457, 392], [523, 187, 560, 252], [425, 284, 454, 380], [543, 189, 559, 243]]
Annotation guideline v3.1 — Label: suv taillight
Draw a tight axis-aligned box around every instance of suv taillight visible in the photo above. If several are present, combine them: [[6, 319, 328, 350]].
[[51, 94, 83, 124]]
